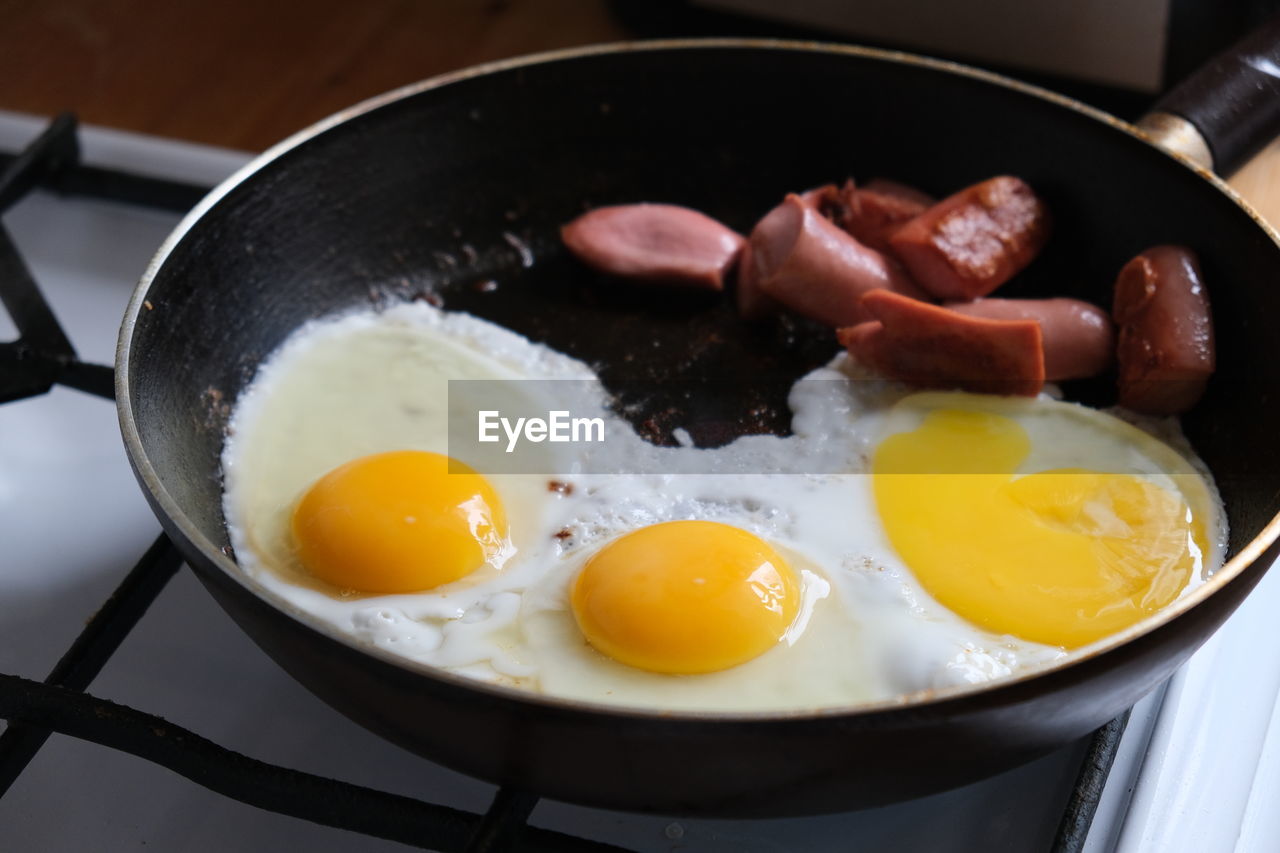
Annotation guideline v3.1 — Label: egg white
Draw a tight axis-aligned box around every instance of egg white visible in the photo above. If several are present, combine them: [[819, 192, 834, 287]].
[[221, 301, 1225, 712]]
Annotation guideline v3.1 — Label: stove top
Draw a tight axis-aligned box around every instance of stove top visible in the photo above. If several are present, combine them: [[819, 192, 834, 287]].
[[0, 109, 1275, 852]]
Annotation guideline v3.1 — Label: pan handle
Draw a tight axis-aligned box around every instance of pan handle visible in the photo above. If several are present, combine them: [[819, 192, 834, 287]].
[[1137, 11, 1280, 176]]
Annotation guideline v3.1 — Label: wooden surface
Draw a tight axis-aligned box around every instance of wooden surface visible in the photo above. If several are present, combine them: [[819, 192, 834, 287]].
[[1, 0, 1277, 224], [0, 0, 627, 151]]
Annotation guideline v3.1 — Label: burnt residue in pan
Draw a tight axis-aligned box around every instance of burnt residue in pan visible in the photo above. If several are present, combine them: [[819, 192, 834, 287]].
[[429, 241, 839, 448]]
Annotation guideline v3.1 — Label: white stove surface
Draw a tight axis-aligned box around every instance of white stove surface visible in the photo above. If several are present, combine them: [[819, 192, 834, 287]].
[[0, 111, 1276, 852]]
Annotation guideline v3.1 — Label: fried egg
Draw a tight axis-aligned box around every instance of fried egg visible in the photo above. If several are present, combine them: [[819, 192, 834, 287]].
[[220, 301, 1226, 712], [869, 394, 1223, 649]]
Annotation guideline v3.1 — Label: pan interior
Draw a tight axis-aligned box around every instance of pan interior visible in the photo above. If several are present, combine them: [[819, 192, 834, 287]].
[[125, 44, 1280, 681]]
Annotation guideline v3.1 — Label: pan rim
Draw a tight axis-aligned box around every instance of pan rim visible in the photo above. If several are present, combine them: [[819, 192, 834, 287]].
[[117, 36, 1280, 724]]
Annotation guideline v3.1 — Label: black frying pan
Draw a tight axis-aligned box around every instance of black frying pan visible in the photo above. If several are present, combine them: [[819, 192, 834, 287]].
[[118, 26, 1280, 816]]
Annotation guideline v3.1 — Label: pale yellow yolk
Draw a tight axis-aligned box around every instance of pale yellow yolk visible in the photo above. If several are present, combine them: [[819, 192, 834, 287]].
[[571, 520, 800, 674], [873, 410, 1206, 648], [291, 450, 508, 593]]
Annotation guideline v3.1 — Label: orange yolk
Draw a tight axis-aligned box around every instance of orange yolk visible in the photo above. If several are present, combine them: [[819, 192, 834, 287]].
[[873, 409, 1206, 648], [570, 520, 799, 674], [291, 450, 507, 594]]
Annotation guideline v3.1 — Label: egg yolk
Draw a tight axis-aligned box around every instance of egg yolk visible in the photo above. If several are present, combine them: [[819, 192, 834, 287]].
[[873, 409, 1206, 648], [570, 520, 799, 674], [291, 450, 508, 594]]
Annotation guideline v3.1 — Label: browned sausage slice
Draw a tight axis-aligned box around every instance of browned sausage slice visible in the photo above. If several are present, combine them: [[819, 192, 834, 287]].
[[862, 178, 935, 207], [842, 179, 935, 253], [798, 182, 848, 221], [561, 204, 745, 290], [750, 194, 928, 326], [1113, 245, 1215, 414], [945, 298, 1114, 381], [838, 290, 1045, 396], [889, 176, 1050, 301]]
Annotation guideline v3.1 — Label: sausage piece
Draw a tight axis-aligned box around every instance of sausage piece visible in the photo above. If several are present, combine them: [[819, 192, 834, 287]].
[[736, 183, 848, 319], [839, 290, 1045, 396], [750, 194, 928, 327], [945, 298, 1114, 381], [842, 179, 935, 253], [1112, 245, 1214, 414], [862, 178, 935, 208], [798, 182, 849, 221], [734, 242, 782, 320], [561, 204, 745, 290], [889, 176, 1051, 301]]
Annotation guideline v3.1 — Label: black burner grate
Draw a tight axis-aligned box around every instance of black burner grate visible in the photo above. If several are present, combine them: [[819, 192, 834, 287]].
[[0, 114, 1125, 852]]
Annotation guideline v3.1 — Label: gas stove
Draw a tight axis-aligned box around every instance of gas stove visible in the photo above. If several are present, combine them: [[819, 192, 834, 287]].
[[1, 109, 1276, 852]]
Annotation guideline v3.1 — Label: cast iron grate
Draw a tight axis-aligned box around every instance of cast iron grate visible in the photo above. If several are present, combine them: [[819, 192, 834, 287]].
[[0, 114, 1124, 852]]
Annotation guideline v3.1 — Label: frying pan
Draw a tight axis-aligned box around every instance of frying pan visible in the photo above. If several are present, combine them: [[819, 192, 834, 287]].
[[117, 24, 1280, 816]]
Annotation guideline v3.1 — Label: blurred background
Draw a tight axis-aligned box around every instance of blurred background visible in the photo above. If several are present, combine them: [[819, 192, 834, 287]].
[[2, 0, 1279, 151], [3, 0, 1280, 219]]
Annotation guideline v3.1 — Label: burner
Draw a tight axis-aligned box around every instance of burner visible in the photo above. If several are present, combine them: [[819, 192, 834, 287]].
[[0, 113, 202, 403]]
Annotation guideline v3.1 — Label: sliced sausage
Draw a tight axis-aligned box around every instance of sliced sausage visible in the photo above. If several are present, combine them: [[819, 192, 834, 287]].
[[1112, 245, 1215, 414], [889, 176, 1051, 301], [862, 178, 935, 207], [945, 297, 1114, 381], [839, 290, 1045, 396], [734, 183, 850, 320], [750, 194, 928, 327], [798, 182, 849, 221], [842, 178, 935, 253], [734, 242, 782, 320], [561, 203, 745, 290]]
